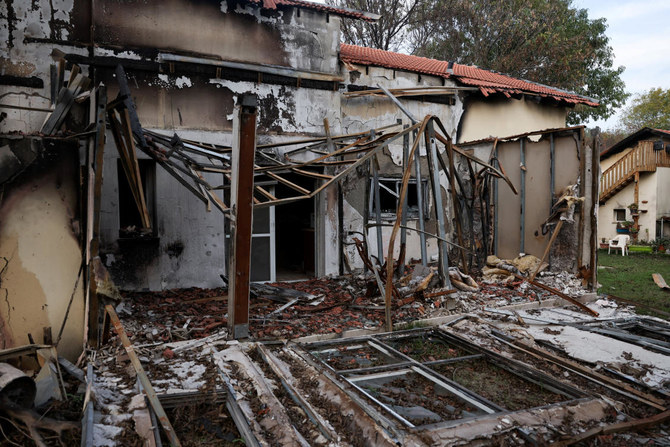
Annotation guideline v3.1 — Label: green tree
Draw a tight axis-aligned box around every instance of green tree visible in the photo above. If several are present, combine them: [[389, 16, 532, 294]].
[[412, 0, 627, 124], [327, 0, 419, 51], [620, 88, 670, 132], [332, 0, 628, 125]]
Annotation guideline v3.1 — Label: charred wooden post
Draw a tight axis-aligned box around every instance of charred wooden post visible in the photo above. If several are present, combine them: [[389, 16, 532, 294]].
[[520, 138, 526, 254], [550, 133, 556, 207], [589, 129, 600, 291], [87, 85, 106, 347], [228, 94, 257, 340]]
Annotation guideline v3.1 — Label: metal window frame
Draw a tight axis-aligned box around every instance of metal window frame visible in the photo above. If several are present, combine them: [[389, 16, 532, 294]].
[[367, 177, 429, 220]]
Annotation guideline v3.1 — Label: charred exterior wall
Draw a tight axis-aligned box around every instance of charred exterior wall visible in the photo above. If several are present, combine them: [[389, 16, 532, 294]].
[[0, 140, 85, 361]]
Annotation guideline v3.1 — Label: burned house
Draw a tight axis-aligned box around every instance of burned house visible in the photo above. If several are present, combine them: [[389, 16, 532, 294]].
[[6, 1, 665, 446], [0, 0, 601, 351]]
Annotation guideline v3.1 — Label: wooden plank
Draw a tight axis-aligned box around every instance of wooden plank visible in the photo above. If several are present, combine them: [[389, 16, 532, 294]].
[[255, 185, 277, 201], [105, 305, 182, 447], [266, 171, 311, 195], [120, 108, 151, 229], [290, 167, 333, 180], [652, 273, 670, 290], [511, 272, 599, 317], [107, 110, 145, 223], [530, 220, 563, 281], [557, 409, 670, 446]]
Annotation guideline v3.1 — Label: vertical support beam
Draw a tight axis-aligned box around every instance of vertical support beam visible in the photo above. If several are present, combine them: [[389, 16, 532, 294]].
[[550, 134, 556, 207], [590, 129, 600, 291], [399, 120, 409, 274], [371, 131, 384, 264], [444, 136, 468, 273], [493, 144, 499, 255], [86, 86, 106, 347], [520, 139, 526, 254], [413, 130, 428, 266], [227, 95, 257, 340], [633, 171, 640, 234], [577, 131, 586, 269], [425, 121, 451, 287]]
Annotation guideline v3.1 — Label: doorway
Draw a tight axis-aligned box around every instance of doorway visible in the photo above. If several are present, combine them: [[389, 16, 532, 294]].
[[275, 176, 316, 281]]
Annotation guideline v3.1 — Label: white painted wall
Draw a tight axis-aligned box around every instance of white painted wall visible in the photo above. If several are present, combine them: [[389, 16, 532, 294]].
[[459, 96, 567, 143]]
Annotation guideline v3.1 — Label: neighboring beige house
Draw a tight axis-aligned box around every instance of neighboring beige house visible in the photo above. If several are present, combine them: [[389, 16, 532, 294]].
[[599, 128, 670, 243]]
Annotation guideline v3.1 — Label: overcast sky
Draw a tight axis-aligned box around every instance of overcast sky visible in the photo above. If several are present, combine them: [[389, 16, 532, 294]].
[[313, 0, 670, 130], [574, 0, 670, 129]]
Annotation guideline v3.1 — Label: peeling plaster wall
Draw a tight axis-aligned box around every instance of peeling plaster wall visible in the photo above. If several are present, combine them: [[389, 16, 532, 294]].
[[459, 96, 567, 143], [0, 0, 88, 134], [0, 146, 84, 361], [91, 0, 340, 74]]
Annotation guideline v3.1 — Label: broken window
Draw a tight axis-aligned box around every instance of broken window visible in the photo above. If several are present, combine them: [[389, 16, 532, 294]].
[[614, 209, 626, 222], [303, 328, 582, 429], [117, 159, 155, 238], [369, 178, 428, 220]]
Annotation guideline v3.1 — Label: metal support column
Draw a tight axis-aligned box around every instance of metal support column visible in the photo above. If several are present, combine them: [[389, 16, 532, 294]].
[[375, 84, 427, 265], [550, 134, 556, 207], [227, 94, 257, 340], [414, 130, 428, 266], [426, 121, 451, 287], [399, 120, 409, 273], [520, 139, 526, 254]]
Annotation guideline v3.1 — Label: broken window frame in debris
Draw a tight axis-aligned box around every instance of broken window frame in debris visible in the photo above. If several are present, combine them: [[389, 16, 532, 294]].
[[572, 317, 670, 357], [299, 327, 586, 431]]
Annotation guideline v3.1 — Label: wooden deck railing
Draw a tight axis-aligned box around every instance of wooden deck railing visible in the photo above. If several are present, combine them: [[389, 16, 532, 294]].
[[600, 141, 670, 202]]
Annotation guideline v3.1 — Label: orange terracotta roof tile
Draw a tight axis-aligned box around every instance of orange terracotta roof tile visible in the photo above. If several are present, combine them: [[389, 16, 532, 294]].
[[340, 44, 598, 107]]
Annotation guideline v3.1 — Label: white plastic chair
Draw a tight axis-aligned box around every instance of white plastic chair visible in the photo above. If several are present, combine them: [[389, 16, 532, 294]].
[[608, 234, 630, 256]]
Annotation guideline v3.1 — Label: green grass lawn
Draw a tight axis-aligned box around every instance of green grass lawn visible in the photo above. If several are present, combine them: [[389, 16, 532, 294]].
[[598, 250, 670, 317]]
